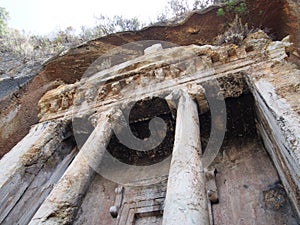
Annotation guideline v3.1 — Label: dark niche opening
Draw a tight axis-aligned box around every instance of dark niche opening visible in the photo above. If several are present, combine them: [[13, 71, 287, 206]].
[[107, 97, 175, 166], [200, 93, 257, 153]]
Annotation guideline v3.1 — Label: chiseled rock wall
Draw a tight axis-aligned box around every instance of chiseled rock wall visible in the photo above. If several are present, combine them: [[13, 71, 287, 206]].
[[285, 0, 300, 63], [0, 1, 299, 223], [29, 30, 300, 223], [0, 120, 76, 224], [0, 28, 299, 224], [1, 0, 298, 158]]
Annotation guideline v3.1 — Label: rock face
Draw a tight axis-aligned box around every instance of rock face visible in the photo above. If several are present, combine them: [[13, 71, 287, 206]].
[[0, 1, 300, 225], [1, 0, 300, 157], [0, 51, 58, 159], [285, 0, 300, 65], [1, 28, 299, 224]]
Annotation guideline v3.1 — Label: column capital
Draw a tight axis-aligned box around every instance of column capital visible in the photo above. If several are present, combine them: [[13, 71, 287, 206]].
[[165, 84, 207, 112]]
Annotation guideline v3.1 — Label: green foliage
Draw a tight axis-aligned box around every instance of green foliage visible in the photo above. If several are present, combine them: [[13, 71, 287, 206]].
[[2, 29, 55, 59], [193, 0, 216, 9], [217, 0, 247, 17], [217, 8, 225, 16], [94, 15, 144, 35], [0, 14, 146, 61], [1, 0, 241, 63], [51, 26, 80, 49], [226, 0, 237, 11], [157, 0, 216, 22], [168, 0, 190, 16], [79, 25, 101, 41], [0, 7, 9, 37], [234, 1, 246, 14]]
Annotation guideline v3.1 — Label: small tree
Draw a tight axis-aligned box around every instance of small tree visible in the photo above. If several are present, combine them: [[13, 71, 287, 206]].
[[156, 0, 228, 22], [0, 7, 9, 37], [217, 0, 247, 17], [94, 15, 144, 35]]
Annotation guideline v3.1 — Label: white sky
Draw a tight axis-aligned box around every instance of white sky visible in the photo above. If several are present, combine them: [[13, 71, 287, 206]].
[[1, 0, 178, 35]]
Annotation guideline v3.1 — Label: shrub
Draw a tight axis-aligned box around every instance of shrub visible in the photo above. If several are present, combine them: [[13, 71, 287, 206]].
[[215, 15, 252, 45], [217, 0, 247, 17], [0, 7, 9, 37]]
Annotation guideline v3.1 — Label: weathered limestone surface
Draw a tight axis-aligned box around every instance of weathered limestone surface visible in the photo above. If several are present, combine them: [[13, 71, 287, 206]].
[[243, 34, 300, 215], [212, 138, 299, 225], [32, 31, 300, 221], [250, 79, 300, 216], [73, 174, 117, 225], [0, 3, 300, 223], [163, 90, 209, 225], [285, 0, 300, 65], [29, 111, 113, 224], [0, 120, 75, 224], [1, 0, 298, 158], [0, 79, 61, 158]]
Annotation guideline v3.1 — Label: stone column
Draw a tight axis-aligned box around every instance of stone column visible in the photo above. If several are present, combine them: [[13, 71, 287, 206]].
[[29, 110, 113, 225], [163, 89, 209, 225], [0, 120, 70, 224]]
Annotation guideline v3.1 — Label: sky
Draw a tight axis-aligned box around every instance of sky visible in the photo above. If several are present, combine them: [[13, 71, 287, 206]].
[[1, 0, 176, 35]]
